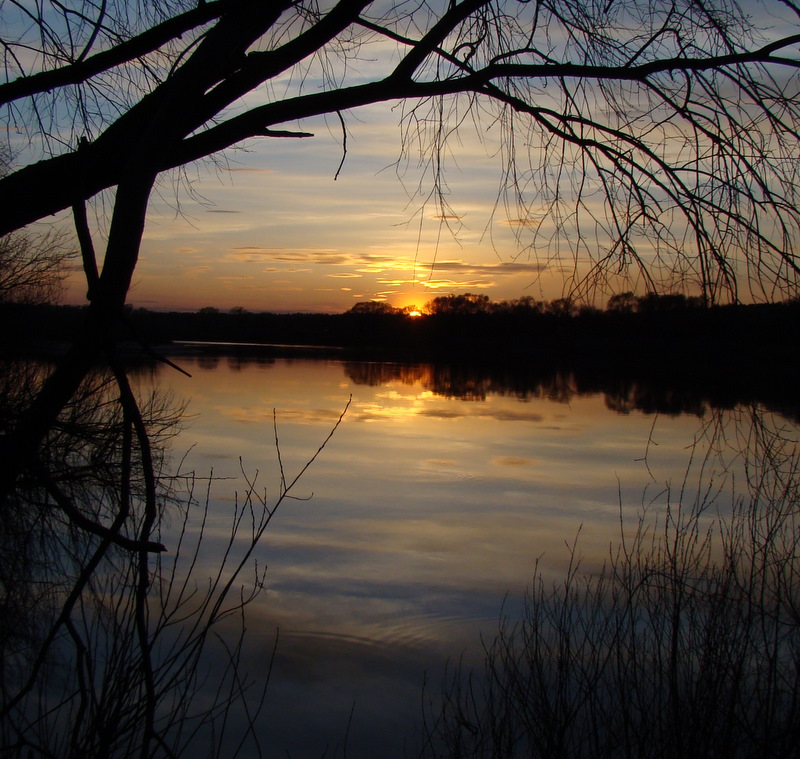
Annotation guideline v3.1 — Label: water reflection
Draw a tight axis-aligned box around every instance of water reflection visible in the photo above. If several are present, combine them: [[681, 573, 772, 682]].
[[150, 355, 797, 757], [421, 404, 800, 759], [2, 352, 798, 758], [340, 360, 763, 418], [0, 354, 346, 757]]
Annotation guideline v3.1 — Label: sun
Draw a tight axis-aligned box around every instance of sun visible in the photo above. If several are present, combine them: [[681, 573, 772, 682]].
[[399, 303, 424, 317]]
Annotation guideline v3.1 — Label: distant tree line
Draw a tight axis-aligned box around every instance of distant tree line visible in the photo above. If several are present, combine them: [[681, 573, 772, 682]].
[[3, 293, 799, 363], [0, 290, 796, 400], [348, 291, 710, 317]]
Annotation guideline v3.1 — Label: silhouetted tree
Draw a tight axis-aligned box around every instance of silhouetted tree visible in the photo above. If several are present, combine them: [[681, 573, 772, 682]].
[[544, 297, 577, 317], [507, 296, 542, 314], [348, 301, 399, 314], [2, 0, 800, 325], [606, 291, 638, 313], [0, 231, 74, 305], [0, 153, 73, 306], [636, 292, 703, 312], [0, 356, 349, 758], [3, 5, 800, 750], [427, 293, 493, 316]]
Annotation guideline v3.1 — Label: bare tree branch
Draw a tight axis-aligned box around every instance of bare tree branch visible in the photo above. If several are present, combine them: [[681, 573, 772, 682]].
[[1, 0, 800, 311]]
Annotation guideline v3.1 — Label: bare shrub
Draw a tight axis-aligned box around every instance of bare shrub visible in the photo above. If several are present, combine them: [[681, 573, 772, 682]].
[[421, 410, 800, 759], [0, 357, 350, 758]]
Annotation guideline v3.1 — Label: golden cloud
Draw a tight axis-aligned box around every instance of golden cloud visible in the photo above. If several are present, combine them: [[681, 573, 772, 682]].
[[492, 456, 539, 468], [377, 278, 417, 286], [422, 279, 497, 290], [226, 248, 349, 264], [502, 217, 541, 228]]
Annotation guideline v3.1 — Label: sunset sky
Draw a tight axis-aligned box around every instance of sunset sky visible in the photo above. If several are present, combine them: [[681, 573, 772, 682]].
[[17, 0, 792, 315], [57, 102, 577, 314]]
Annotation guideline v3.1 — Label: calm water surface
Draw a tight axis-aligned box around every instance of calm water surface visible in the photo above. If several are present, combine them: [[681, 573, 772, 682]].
[[155, 355, 779, 758]]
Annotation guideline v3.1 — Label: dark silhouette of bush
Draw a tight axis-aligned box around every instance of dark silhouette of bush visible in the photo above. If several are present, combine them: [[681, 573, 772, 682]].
[[421, 413, 800, 758], [348, 301, 400, 315], [426, 293, 494, 316]]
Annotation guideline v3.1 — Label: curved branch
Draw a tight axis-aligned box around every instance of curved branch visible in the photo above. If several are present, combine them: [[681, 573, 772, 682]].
[[0, 0, 232, 106], [388, 0, 489, 82], [3, 27, 800, 240], [38, 464, 167, 553]]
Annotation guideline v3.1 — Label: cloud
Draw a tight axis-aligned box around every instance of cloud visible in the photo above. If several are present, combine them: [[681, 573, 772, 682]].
[[502, 217, 542, 228], [206, 209, 242, 214], [493, 456, 538, 468], [414, 259, 548, 276], [220, 406, 348, 425], [421, 279, 497, 290], [481, 410, 545, 423], [416, 408, 546, 423], [354, 254, 411, 273], [226, 247, 348, 264], [416, 409, 463, 420], [227, 167, 276, 174], [222, 249, 548, 282], [494, 261, 549, 274]]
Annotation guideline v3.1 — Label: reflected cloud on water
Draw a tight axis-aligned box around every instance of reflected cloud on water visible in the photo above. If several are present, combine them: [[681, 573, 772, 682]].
[[1, 352, 797, 758]]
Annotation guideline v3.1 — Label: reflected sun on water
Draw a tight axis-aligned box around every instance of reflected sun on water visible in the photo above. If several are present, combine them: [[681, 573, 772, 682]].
[[155, 354, 790, 758]]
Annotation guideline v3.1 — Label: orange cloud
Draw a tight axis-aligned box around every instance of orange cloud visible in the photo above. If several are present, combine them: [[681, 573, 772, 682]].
[[421, 279, 497, 290]]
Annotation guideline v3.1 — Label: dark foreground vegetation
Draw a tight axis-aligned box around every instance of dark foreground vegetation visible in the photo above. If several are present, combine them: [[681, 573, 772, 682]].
[[4, 0, 800, 754], [0, 355, 349, 757], [421, 412, 800, 759]]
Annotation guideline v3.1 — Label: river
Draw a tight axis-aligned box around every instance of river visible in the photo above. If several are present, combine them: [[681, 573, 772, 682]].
[[138, 352, 796, 758]]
